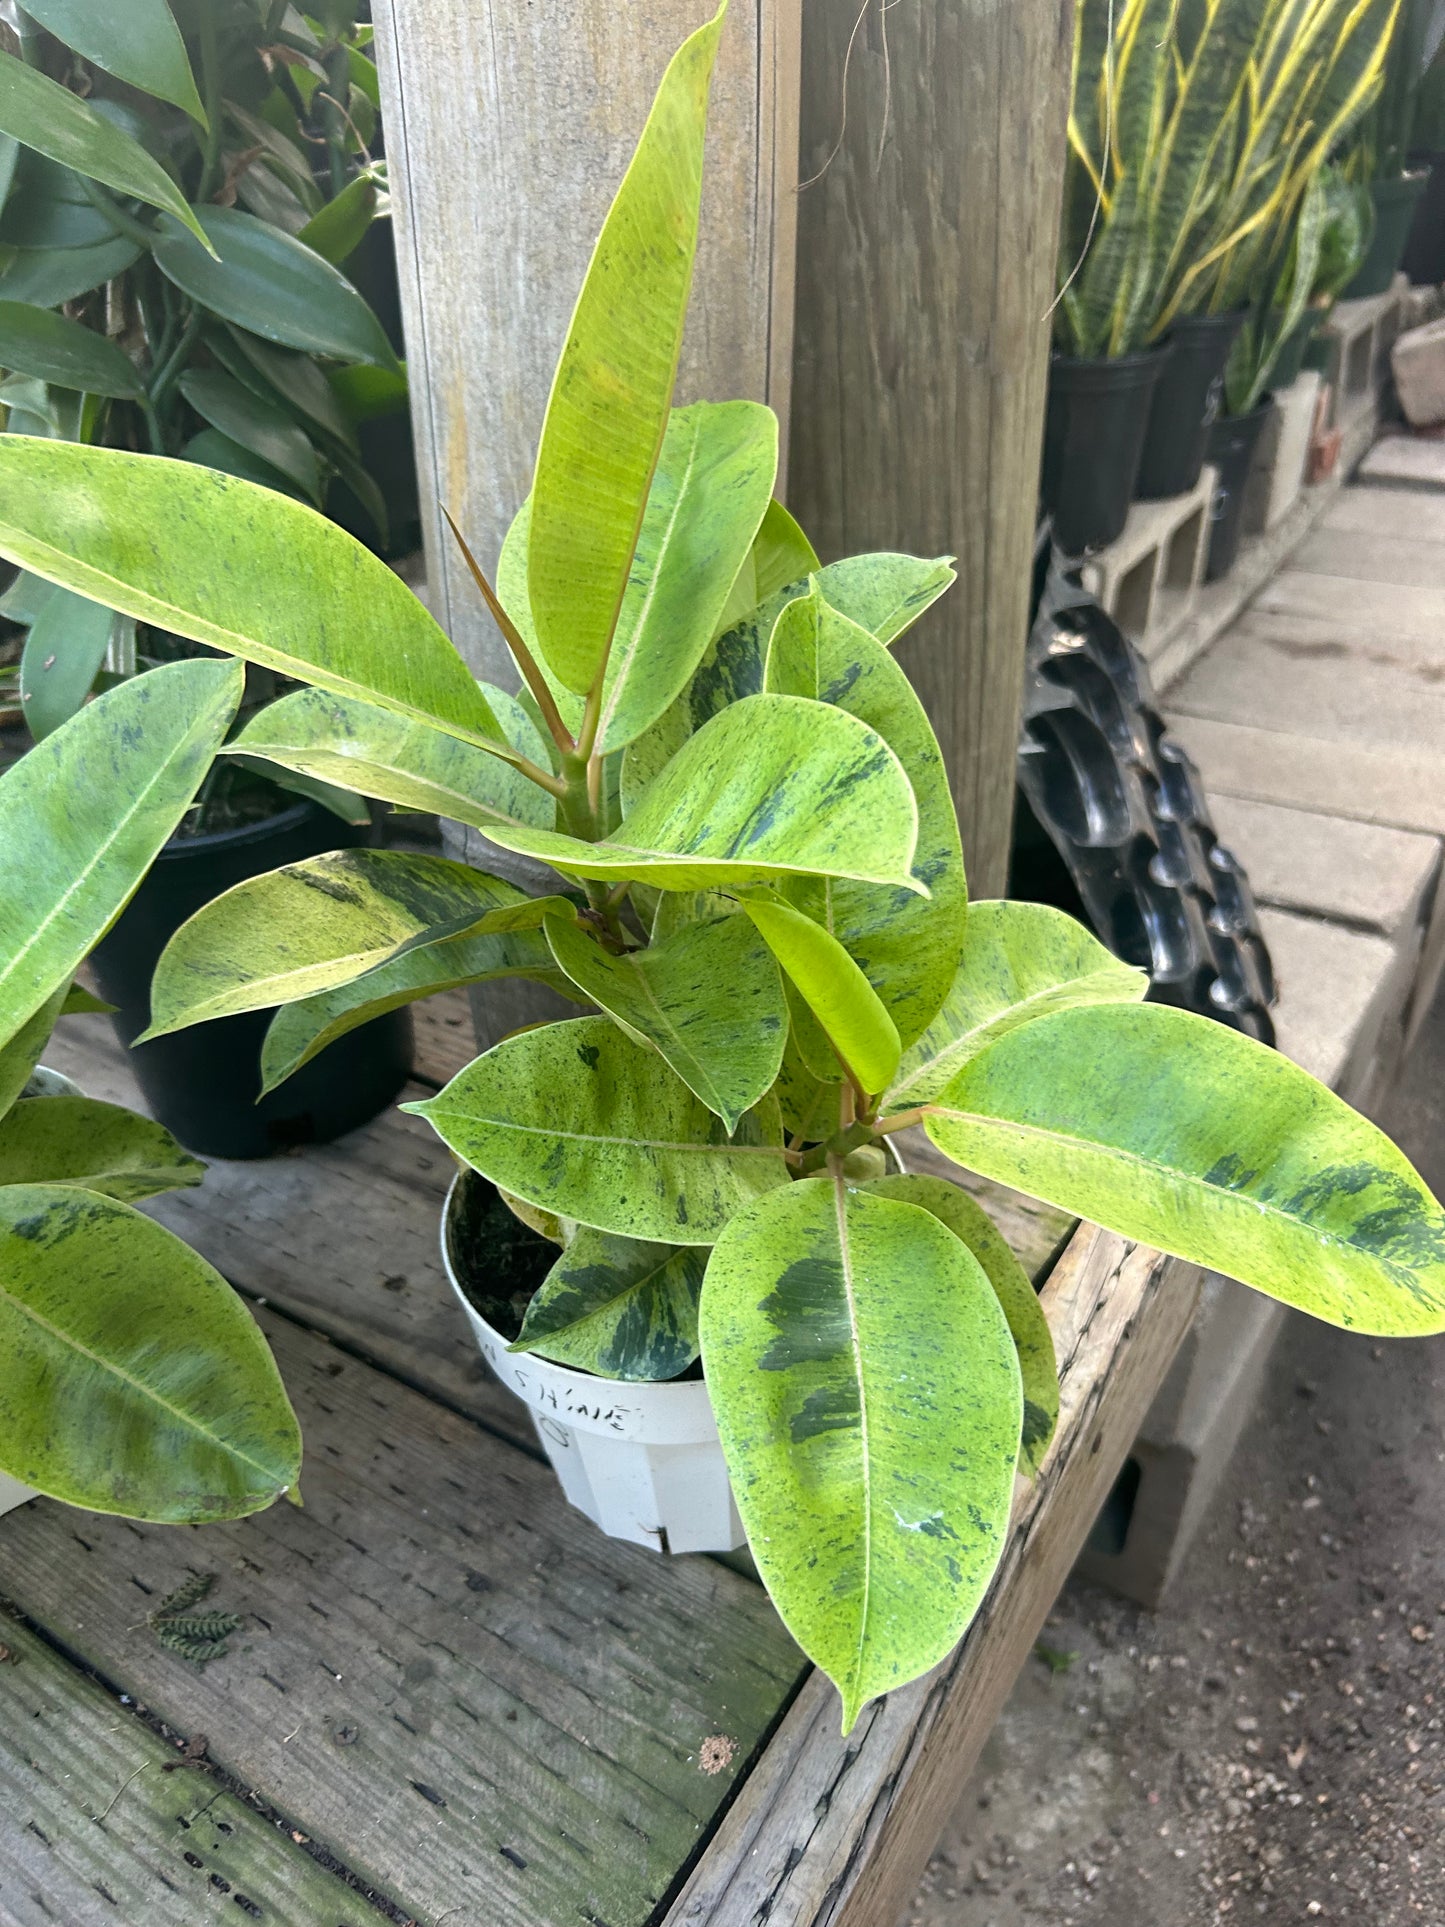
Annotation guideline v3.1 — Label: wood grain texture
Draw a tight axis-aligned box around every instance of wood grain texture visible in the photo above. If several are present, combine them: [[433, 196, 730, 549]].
[[0, 1614, 376, 1927], [370, 0, 802, 683], [661, 1228, 1202, 1926], [0, 1312, 806, 1927], [787, 0, 1074, 898]]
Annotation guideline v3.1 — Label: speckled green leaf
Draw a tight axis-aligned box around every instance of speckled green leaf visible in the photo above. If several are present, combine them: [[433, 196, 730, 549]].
[[0, 1095, 205, 1202], [713, 496, 820, 637], [0, 437, 506, 753], [259, 916, 578, 1094], [0, 299, 142, 397], [18, 584, 116, 740], [21, 0, 206, 124], [511, 1229, 705, 1380], [505, 402, 777, 748], [740, 894, 900, 1096], [622, 551, 956, 808], [700, 1175, 1022, 1731], [144, 849, 540, 1037], [153, 206, 396, 369], [485, 693, 921, 896], [0, 656, 242, 1051], [867, 1173, 1057, 1477], [544, 911, 787, 1132], [774, 1032, 844, 1142], [764, 587, 967, 1049], [527, 5, 725, 694], [231, 687, 556, 837], [0, 1184, 300, 1519], [179, 367, 322, 504], [407, 1016, 789, 1245], [0, 56, 209, 248], [887, 901, 1148, 1112], [926, 1003, 1445, 1337], [0, 985, 65, 1118]]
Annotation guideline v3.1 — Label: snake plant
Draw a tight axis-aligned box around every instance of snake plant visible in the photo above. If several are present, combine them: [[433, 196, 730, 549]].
[[2, 1, 1444, 1733], [1057, 0, 1400, 357], [1344, 0, 1445, 180]]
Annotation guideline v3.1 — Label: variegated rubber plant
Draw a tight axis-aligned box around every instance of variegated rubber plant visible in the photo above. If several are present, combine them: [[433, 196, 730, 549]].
[[0, 657, 301, 1520], [0, 3, 1443, 1731], [1055, 0, 1399, 358]]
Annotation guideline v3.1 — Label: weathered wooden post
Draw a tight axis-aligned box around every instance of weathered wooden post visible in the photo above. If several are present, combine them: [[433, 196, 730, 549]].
[[788, 0, 1074, 898], [370, 1, 801, 682]]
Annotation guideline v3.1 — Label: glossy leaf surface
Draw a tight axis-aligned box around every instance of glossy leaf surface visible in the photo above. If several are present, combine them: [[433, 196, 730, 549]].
[[0, 234, 142, 309], [888, 901, 1148, 1111], [260, 915, 576, 1094], [0, 984, 65, 1117], [0, 299, 142, 397], [144, 850, 539, 1036], [765, 587, 967, 1049], [0, 438, 502, 749], [18, 585, 115, 739], [527, 5, 725, 693], [180, 367, 322, 503], [408, 1017, 789, 1245], [0, 1185, 300, 1520], [0, 1095, 204, 1202], [231, 688, 556, 836], [740, 894, 901, 1096], [700, 1176, 1022, 1730], [512, 1229, 705, 1380], [544, 910, 787, 1132], [0, 656, 242, 1049], [153, 206, 397, 368], [0, 56, 209, 246], [868, 1173, 1058, 1476], [21, 0, 206, 122], [926, 1003, 1445, 1336], [484, 694, 921, 895]]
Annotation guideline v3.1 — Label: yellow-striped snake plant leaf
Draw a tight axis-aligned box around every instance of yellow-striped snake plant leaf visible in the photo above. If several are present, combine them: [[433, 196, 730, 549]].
[[527, 2, 727, 696], [0, 1096, 204, 1203], [926, 1002, 1445, 1337], [483, 694, 923, 896], [0, 438, 509, 754], [142, 850, 549, 1038], [886, 900, 1147, 1112], [512, 1229, 706, 1381], [699, 1176, 1022, 1732], [866, 1173, 1058, 1478], [763, 586, 968, 1049], [0, 1185, 300, 1520], [0, 655, 242, 1050], [544, 911, 787, 1133], [406, 1017, 790, 1245]]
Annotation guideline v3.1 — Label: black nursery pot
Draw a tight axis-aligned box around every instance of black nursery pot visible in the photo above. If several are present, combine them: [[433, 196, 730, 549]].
[[1136, 310, 1246, 501], [1041, 345, 1169, 554], [1203, 399, 1274, 584], [1345, 173, 1429, 298], [90, 799, 414, 1159]]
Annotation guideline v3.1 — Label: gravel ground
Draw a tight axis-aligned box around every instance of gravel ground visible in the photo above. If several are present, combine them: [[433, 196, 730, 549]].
[[909, 984, 1445, 1927]]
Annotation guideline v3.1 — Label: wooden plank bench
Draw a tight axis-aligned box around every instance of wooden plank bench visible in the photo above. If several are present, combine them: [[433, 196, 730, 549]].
[[0, 995, 1200, 1927]]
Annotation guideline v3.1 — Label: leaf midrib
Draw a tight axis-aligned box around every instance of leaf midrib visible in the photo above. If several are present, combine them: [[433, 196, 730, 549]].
[[235, 739, 537, 834]]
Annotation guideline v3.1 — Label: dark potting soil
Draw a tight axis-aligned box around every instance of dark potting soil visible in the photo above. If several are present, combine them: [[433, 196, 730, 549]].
[[446, 1172, 559, 1341], [445, 1169, 708, 1381]]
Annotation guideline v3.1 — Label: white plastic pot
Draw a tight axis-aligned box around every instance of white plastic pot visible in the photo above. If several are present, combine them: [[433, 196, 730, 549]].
[[440, 1176, 745, 1555], [0, 1469, 36, 1519]]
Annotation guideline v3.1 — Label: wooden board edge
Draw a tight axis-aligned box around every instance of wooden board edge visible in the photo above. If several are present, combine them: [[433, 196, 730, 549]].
[[658, 1225, 1202, 1927]]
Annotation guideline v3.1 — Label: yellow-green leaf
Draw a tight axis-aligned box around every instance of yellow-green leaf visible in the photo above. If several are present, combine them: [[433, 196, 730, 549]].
[[740, 894, 901, 1096], [512, 1229, 705, 1380]]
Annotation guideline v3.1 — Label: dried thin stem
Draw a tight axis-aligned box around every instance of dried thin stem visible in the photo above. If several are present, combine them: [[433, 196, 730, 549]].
[[442, 506, 575, 753]]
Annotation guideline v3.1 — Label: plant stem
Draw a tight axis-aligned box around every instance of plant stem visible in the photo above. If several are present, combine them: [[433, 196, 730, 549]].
[[440, 507, 575, 752], [77, 178, 155, 250], [197, 2, 224, 202], [870, 1106, 928, 1136]]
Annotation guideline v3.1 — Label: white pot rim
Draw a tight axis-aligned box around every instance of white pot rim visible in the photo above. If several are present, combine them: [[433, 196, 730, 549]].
[[440, 1171, 723, 1446]]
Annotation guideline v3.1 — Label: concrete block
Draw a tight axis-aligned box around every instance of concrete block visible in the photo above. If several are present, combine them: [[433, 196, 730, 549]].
[[1079, 464, 1215, 661], [1243, 372, 1322, 533], [1205, 793, 1440, 936], [1359, 431, 1445, 489], [1392, 315, 1445, 426], [1316, 284, 1404, 430]]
